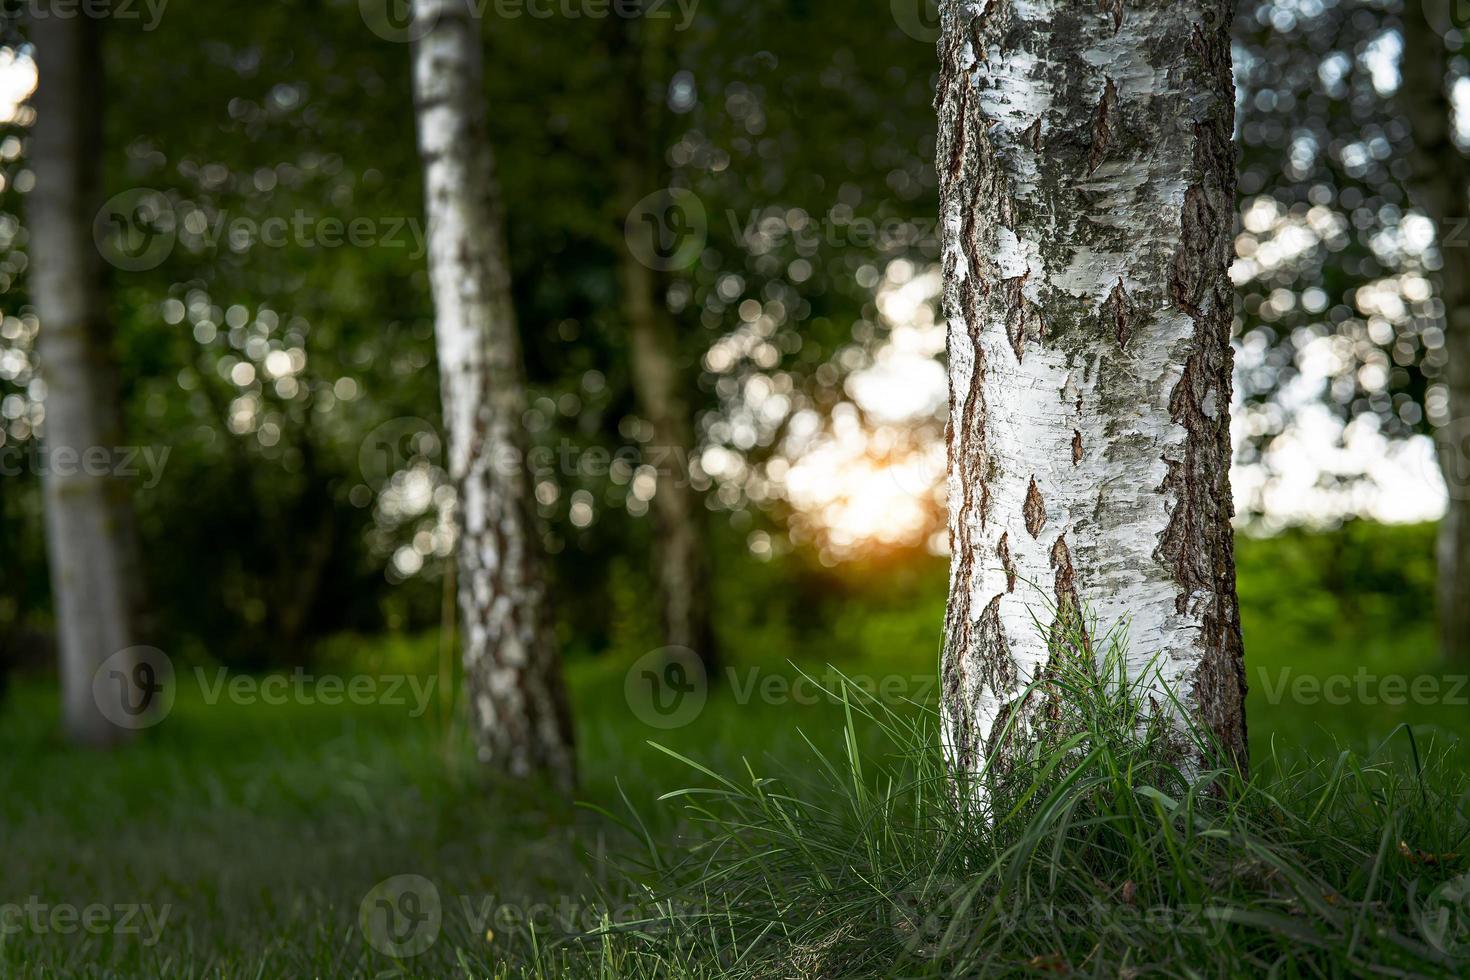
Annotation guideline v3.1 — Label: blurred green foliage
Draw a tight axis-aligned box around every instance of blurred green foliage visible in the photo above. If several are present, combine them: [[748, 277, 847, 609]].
[[1236, 518, 1437, 636], [0, 0, 940, 666]]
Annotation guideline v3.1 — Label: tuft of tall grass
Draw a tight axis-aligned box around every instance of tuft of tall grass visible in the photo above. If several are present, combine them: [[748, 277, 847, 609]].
[[569, 619, 1470, 979]]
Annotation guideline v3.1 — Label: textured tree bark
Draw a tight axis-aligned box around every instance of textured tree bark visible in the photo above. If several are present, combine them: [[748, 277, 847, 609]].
[[411, 0, 576, 789], [620, 250, 719, 668], [1398, 10, 1470, 665], [935, 0, 1247, 789], [28, 11, 147, 746], [612, 18, 719, 673]]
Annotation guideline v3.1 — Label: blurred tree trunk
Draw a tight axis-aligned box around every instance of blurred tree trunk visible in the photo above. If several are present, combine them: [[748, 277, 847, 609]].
[[1399, 10, 1470, 664], [28, 11, 147, 746], [935, 1, 1246, 791], [611, 16, 719, 674], [622, 246, 718, 668], [411, 0, 575, 789]]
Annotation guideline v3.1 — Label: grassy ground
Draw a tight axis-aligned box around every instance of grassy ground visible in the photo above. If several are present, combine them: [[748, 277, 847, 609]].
[[1, 523, 1466, 977]]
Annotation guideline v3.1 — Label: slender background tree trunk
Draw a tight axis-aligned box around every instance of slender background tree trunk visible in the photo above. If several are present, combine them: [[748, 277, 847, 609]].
[[620, 248, 718, 667], [28, 10, 147, 747], [1398, 9, 1470, 664], [611, 15, 718, 672], [936, 0, 1247, 786], [411, 0, 576, 788]]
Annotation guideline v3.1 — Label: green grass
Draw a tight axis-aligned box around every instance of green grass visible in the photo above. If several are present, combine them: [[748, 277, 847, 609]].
[[596, 630, 1470, 978], [0, 524, 1466, 977], [0, 642, 887, 977]]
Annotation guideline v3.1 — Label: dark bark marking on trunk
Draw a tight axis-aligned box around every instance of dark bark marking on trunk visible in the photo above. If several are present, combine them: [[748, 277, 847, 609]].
[[1024, 117, 1043, 152], [974, 594, 1021, 769], [1088, 77, 1119, 175], [1050, 534, 1076, 604], [998, 531, 1017, 593], [1024, 477, 1047, 539], [1105, 277, 1135, 349], [1003, 275, 1043, 364], [1169, 182, 1214, 317], [1049, 533, 1090, 654]]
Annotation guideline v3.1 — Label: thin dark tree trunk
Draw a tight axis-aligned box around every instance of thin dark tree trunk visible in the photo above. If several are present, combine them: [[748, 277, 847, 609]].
[[1399, 9, 1470, 664], [611, 15, 718, 673], [28, 9, 147, 746], [935, 0, 1247, 793], [411, 0, 576, 789]]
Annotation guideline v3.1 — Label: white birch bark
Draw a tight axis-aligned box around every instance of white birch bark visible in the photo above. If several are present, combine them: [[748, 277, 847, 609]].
[[28, 10, 146, 746], [411, 0, 576, 788], [935, 0, 1247, 785]]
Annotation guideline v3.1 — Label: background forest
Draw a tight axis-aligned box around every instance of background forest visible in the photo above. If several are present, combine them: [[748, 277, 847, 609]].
[[1, 0, 1469, 977]]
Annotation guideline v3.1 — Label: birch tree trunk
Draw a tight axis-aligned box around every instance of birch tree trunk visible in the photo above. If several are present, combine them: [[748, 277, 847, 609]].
[[936, 0, 1247, 786], [612, 17, 719, 672], [411, 0, 576, 788], [1398, 9, 1470, 665], [28, 10, 146, 746]]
